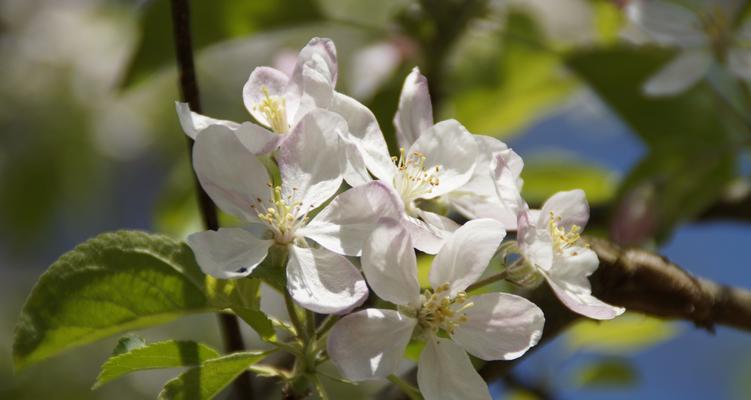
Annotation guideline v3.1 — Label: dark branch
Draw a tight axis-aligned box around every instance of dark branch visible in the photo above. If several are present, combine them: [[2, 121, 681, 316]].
[[168, 0, 252, 398]]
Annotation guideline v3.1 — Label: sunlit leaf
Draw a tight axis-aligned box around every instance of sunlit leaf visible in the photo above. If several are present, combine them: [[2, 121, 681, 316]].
[[13, 231, 216, 370], [158, 351, 269, 400], [94, 339, 220, 389], [574, 357, 638, 388], [566, 312, 678, 354], [111, 334, 147, 356]]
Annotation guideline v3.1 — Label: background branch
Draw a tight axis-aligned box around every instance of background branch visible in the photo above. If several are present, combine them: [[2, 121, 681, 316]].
[[168, 0, 252, 398]]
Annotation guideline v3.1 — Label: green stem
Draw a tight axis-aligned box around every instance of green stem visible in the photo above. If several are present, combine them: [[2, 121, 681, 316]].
[[467, 270, 508, 292], [284, 292, 305, 340], [305, 310, 317, 342], [315, 315, 339, 339], [387, 374, 423, 400]]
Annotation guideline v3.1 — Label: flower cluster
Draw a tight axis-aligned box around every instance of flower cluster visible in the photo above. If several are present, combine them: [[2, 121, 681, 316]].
[[178, 38, 624, 400]]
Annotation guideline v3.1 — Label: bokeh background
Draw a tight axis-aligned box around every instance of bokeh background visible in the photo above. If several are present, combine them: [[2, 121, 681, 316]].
[[2, 0, 750, 399]]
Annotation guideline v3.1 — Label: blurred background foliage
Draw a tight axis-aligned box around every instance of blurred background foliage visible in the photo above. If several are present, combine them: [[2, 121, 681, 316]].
[[1, 0, 750, 399]]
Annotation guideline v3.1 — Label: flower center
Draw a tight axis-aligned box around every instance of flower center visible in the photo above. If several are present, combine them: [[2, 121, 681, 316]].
[[251, 184, 307, 244], [547, 211, 584, 254], [392, 148, 441, 207], [416, 283, 473, 335], [255, 86, 288, 134]]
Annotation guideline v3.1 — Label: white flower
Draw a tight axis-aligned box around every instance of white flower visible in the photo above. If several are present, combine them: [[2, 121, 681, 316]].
[[516, 190, 625, 320], [186, 108, 400, 314], [356, 68, 490, 253], [176, 37, 381, 186], [626, 0, 751, 96], [327, 219, 544, 400]]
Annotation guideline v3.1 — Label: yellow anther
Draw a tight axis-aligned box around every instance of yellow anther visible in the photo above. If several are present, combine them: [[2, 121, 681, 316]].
[[548, 211, 584, 254], [417, 284, 473, 336], [255, 86, 288, 134]]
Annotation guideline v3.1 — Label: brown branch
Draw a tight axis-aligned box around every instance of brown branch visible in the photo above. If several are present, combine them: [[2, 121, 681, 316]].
[[478, 235, 751, 382], [168, 0, 252, 398]]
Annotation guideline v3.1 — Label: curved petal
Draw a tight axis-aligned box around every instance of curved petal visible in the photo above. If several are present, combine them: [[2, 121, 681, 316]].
[[409, 119, 478, 199], [538, 189, 590, 230], [416, 209, 460, 237], [452, 293, 544, 361], [728, 48, 751, 81], [340, 134, 372, 187], [294, 63, 335, 125], [286, 245, 368, 314], [361, 218, 421, 306], [175, 102, 239, 140], [430, 219, 505, 296], [546, 247, 625, 320], [292, 37, 338, 88], [394, 67, 434, 148], [327, 309, 416, 381], [456, 135, 510, 198], [518, 209, 554, 272], [403, 214, 448, 255], [278, 109, 345, 212], [643, 50, 711, 97], [300, 181, 403, 256], [331, 92, 395, 181], [626, 0, 706, 47], [193, 124, 271, 222], [417, 337, 491, 400], [186, 228, 271, 279], [231, 122, 282, 155], [242, 66, 293, 129]]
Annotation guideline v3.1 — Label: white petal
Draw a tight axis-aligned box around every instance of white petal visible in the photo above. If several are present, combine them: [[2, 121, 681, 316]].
[[416, 209, 460, 237], [286, 245, 368, 314], [294, 63, 335, 124], [331, 92, 395, 182], [327, 309, 416, 381], [403, 214, 448, 255], [546, 247, 625, 320], [417, 337, 491, 400], [643, 50, 712, 97], [361, 218, 421, 306], [300, 181, 403, 256], [408, 119, 478, 198], [455, 135, 510, 198], [518, 208, 554, 272], [350, 42, 402, 100], [232, 122, 282, 155], [626, 0, 706, 47], [175, 102, 239, 140], [538, 189, 590, 230], [728, 48, 751, 80], [278, 109, 345, 211], [193, 124, 271, 222], [430, 218, 505, 295], [186, 228, 271, 279], [340, 134, 372, 187], [394, 67, 434, 148], [292, 37, 338, 88], [452, 293, 544, 361], [242, 66, 293, 129]]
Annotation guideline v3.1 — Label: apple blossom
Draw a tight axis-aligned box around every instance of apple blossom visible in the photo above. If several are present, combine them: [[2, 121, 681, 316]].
[[186, 108, 400, 314], [626, 0, 751, 96], [513, 190, 625, 320], [327, 218, 544, 400]]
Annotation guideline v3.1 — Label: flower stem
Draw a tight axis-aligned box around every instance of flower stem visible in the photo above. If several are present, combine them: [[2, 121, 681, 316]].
[[284, 292, 305, 338], [387, 374, 423, 400], [467, 270, 508, 292]]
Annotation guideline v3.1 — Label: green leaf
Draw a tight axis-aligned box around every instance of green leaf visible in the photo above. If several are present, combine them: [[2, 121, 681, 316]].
[[13, 231, 216, 370], [232, 308, 275, 340], [521, 156, 618, 206], [123, 0, 322, 87], [574, 357, 638, 388], [111, 334, 147, 356], [566, 312, 677, 354], [158, 352, 269, 400], [94, 339, 220, 389]]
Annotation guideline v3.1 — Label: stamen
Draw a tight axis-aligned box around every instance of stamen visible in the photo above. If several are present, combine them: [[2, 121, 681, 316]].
[[417, 283, 473, 336], [255, 86, 288, 134], [252, 183, 307, 244], [547, 211, 583, 254], [392, 148, 441, 204]]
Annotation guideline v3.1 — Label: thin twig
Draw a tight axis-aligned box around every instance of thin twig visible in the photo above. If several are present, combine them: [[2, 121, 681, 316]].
[[168, 0, 252, 398]]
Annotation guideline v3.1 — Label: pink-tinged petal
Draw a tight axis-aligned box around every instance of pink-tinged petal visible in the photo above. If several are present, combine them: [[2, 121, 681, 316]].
[[546, 247, 625, 320], [293, 63, 335, 125], [292, 37, 338, 88], [176, 102, 240, 140], [186, 228, 271, 279], [455, 135, 510, 198], [403, 214, 447, 255], [286, 245, 368, 314], [728, 48, 751, 80], [327, 309, 416, 381], [517, 208, 554, 272], [361, 218, 421, 306], [408, 119, 478, 199], [626, 0, 706, 47], [331, 92, 395, 182], [340, 134, 372, 187], [417, 336, 491, 400], [394, 67, 434, 148], [416, 209, 460, 237], [278, 109, 345, 212], [643, 50, 711, 97], [452, 293, 544, 361], [538, 189, 590, 230], [430, 219, 505, 295], [232, 122, 282, 155], [193, 124, 271, 222], [300, 181, 403, 257], [242, 66, 293, 129]]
